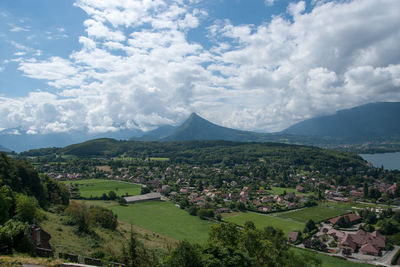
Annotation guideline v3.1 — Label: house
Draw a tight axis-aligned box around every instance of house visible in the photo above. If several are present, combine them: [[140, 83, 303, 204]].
[[339, 230, 386, 256], [259, 206, 271, 212], [288, 231, 300, 243], [252, 199, 262, 207], [296, 185, 305, 192], [31, 226, 52, 250], [124, 192, 162, 203], [261, 196, 271, 203], [329, 213, 361, 226], [216, 207, 231, 214], [360, 243, 380, 256], [350, 190, 363, 198], [179, 188, 188, 194]]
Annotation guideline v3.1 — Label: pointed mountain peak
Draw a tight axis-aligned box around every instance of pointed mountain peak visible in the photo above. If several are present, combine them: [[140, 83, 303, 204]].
[[182, 112, 215, 127], [188, 112, 201, 119]]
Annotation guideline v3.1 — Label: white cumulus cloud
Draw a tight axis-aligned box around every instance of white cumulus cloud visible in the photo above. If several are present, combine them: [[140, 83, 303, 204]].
[[1, 0, 400, 134]]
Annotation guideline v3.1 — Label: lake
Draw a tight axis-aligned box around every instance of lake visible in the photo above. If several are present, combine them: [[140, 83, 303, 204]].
[[359, 152, 400, 170]]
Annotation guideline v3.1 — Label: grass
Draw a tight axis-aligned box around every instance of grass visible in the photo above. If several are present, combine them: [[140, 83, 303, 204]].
[[266, 186, 313, 196], [326, 200, 395, 210], [0, 254, 63, 267], [276, 204, 350, 223], [223, 211, 305, 235], [292, 247, 374, 267], [62, 179, 141, 198], [149, 157, 170, 161], [109, 201, 214, 244], [41, 209, 177, 257]]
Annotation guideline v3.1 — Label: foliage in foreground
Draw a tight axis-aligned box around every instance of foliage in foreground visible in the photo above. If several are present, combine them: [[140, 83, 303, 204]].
[[165, 222, 321, 267], [0, 152, 70, 255]]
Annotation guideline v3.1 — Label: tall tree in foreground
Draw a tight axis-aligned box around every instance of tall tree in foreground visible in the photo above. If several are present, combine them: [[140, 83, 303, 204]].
[[165, 222, 321, 267]]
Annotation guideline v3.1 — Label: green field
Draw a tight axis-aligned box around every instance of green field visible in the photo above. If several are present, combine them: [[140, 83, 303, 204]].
[[276, 204, 350, 223], [292, 248, 374, 267], [223, 212, 304, 235], [63, 179, 141, 198], [149, 157, 170, 161], [266, 186, 313, 196], [109, 201, 214, 244]]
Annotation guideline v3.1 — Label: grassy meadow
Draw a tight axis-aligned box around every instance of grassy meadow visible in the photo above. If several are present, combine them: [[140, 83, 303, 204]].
[[63, 179, 141, 198], [109, 201, 214, 244], [266, 186, 313, 196], [276, 204, 350, 223], [223, 211, 305, 235], [41, 209, 177, 257]]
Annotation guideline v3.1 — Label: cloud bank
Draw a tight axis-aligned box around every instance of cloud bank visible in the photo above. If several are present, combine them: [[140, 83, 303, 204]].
[[1, 0, 400, 134]]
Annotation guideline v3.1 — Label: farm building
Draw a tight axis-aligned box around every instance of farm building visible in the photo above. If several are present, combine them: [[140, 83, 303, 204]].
[[124, 192, 162, 203]]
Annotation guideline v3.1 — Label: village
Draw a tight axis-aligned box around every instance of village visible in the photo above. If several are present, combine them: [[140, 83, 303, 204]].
[[35, 157, 400, 266], [43, 159, 399, 214]]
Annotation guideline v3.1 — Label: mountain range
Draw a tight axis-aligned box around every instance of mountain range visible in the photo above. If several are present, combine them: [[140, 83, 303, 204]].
[[0, 127, 143, 152], [1, 102, 399, 152], [283, 102, 400, 141], [0, 144, 10, 152]]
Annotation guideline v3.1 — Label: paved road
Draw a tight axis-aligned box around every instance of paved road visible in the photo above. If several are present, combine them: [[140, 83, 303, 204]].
[[374, 245, 400, 266]]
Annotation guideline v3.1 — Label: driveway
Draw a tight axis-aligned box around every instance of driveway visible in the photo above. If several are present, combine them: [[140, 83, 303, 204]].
[[374, 245, 400, 266]]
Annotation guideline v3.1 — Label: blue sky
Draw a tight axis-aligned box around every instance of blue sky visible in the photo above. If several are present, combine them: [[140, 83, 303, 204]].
[[0, 0, 399, 134]]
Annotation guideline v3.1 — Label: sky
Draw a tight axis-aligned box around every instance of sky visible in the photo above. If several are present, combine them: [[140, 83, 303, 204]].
[[0, 0, 399, 135]]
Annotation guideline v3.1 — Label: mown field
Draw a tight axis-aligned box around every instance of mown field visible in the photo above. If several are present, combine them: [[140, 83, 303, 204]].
[[109, 201, 214, 244], [223, 211, 305, 235], [62, 179, 141, 198], [266, 186, 313, 196], [276, 203, 351, 223]]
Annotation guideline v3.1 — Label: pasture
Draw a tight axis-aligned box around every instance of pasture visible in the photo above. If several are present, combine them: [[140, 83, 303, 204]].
[[223, 211, 304, 235], [110, 201, 214, 244], [63, 179, 141, 198], [266, 186, 313, 196], [276, 203, 350, 223]]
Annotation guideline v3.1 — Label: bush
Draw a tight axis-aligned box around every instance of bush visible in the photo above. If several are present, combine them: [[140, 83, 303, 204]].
[[197, 209, 214, 220], [89, 206, 118, 230], [0, 220, 33, 254], [15, 194, 44, 223], [65, 202, 118, 231], [188, 206, 199, 216], [65, 202, 90, 233], [391, 248, 400, 265]]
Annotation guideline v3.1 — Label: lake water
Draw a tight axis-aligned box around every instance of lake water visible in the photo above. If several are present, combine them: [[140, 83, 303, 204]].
[[359, 152, 400, 170]]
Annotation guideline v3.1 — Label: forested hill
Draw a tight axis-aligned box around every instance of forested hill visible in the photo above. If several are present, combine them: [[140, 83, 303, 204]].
[[283, 102, 400, 141], [0, 152, 69, 223], [22, 139, 368, 172]]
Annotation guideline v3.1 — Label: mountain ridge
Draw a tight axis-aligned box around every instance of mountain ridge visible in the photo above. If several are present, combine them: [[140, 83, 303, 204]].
[[283, 102, 400, 141]]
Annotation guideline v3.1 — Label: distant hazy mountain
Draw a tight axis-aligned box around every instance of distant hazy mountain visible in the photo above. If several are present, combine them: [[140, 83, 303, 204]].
[[160, 113, 264, 141], [133, 125, 178, 141], [0, 128, 143, 152], [0, 144, 11, 152], [283, 102, 400, 141], [133, 113, 319, 145]]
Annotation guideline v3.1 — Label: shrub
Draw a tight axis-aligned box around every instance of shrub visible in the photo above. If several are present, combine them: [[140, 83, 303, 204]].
[[15, 194, 43, 223], [391, 248, 400, 265], [197, 209, 214, 220], [0, 220, 33, 254]]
